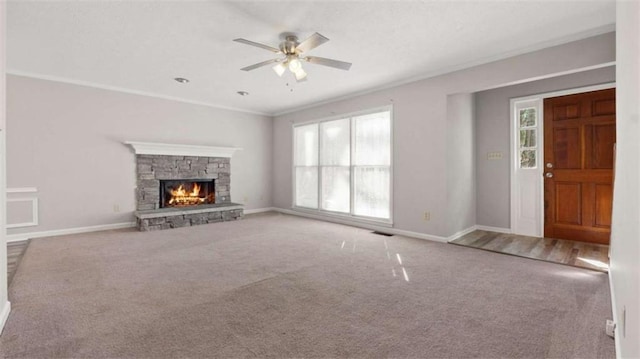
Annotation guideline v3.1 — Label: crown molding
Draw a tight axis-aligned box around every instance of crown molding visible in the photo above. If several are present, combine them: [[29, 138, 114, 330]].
[[125, 141, 242, 158], [6, 70, 271, 117]]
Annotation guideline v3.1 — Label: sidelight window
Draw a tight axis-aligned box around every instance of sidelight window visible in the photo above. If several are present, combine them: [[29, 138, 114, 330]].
[[518, 107, 538, 168]]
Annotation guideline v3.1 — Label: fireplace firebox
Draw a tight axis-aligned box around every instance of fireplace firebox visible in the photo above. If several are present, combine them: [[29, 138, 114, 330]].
[[159, 179, 215, 208]]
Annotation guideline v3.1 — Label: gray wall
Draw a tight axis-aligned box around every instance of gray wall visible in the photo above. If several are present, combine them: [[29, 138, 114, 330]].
[[446, 93, 475, 235], [610, 1, 640, 356], [0, 0, 9, 330], [6, 75, 273, 235], [273, 33, 615, 238], [474, 66, 616, 229]]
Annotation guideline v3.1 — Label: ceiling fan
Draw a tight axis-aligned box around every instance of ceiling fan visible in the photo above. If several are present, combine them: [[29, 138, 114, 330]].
[[233, 32, 352, 82]]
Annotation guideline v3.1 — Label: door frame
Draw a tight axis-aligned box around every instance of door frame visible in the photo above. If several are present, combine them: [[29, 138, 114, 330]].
[[509, 82, 616, 237]]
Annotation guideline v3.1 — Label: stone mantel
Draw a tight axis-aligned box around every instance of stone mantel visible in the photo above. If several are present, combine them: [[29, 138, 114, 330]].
[[125, 141, 242, 158]]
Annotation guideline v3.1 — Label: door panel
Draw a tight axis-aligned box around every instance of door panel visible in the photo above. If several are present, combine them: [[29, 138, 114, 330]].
[[553, 127, 581, 169], [592, 99, 615, 116], [555, 182, 582, 225], [590, 124, 616, 169], [544, 88, 615, 244], [553, 102, 581, 120], [594, 184, 613, 227]]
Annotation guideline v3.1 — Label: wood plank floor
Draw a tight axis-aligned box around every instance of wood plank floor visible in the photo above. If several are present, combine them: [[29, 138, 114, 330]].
[[450, 231, 609, 272], [7, 240, 30, 286]]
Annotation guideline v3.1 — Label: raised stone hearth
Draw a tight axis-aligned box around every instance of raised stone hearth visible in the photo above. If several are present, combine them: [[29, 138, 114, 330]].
[[126, 142, 244, 231], [136, 203, 243, 231]]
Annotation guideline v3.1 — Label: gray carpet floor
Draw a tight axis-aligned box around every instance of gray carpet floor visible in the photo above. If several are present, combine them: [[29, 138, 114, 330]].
[[0, 212, 615, 358]]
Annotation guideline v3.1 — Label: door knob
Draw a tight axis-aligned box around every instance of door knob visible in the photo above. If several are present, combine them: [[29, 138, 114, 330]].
[[545, 172, 553, 178], [546, 163, 554, 168]]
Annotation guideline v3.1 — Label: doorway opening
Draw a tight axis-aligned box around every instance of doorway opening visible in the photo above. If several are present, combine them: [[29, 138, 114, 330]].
[[510, 84, 616, 244]]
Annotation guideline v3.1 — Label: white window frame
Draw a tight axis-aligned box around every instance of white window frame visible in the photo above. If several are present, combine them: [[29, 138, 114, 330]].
[[511, 98, 543, 237], [292, 123, 320, 210], [292, 105, 394, 226]]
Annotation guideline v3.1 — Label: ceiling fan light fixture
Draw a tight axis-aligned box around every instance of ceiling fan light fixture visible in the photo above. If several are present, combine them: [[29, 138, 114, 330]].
[[288, 58, 302, 72], [273, 62, 287, 77], [294, 68, 307, 82]]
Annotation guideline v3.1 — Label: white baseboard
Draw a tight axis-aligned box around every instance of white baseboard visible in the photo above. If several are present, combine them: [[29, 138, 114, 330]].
[[243, 207, 275, 215], [6, 222, 136, 243], [446, 226, 477, 242], [474, 225, 512, 234], [0, 301, 11, 336], [608, 270, 621, 359], [387, 227, 448, 243], [272, 208, 449, 243]]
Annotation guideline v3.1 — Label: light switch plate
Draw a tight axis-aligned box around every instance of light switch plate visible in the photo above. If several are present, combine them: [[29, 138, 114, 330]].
[[487, 152, 503, 160]]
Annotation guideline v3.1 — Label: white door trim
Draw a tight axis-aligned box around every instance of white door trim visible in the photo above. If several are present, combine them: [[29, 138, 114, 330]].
[[509, 82, 616, 236]]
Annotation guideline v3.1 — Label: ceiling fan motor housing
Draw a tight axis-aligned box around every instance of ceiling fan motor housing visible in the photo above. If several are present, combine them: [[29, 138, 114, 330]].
[[280, 36, 299, 55]]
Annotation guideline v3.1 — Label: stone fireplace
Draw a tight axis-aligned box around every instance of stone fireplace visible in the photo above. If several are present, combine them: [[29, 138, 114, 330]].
[[126, 142, 244, 231], [135, 154, 230, 210]]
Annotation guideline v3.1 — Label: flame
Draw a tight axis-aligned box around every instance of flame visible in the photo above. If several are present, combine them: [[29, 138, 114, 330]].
[[168, 183, 206, 206]]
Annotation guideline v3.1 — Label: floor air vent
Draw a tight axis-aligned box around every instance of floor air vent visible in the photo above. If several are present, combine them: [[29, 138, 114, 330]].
[[372, 231, 393, 237]]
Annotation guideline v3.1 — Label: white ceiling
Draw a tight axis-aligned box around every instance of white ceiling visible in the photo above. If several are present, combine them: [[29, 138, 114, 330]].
[[7, 1, 615, 115]]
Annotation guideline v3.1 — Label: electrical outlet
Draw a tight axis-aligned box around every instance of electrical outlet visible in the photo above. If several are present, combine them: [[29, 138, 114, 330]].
[[487, 152, 503, 160], [113, 204, 120, 213], [423, 211, 431, 221]]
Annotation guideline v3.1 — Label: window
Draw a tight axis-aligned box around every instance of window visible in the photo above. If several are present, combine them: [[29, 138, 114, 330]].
[[293, 108, 392, 222], [320, 118, 351, 213], [294, 123, 318, 208], [518, 107, 537, 168]]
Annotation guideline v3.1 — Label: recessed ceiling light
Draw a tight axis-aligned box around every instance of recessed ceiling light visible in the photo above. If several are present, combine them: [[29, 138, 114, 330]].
[[174, 77, 189, 84], [237, 91, 249, 96]]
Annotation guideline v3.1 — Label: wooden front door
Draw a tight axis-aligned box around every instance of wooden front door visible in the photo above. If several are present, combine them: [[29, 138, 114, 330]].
[[543, 88, 616, 244]]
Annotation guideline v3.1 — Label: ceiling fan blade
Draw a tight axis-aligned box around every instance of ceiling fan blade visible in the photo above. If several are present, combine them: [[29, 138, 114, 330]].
[[303, 56, 352, 71], [296, 32, 329, 53], [233, 38, 281, 53], [240, 58, 281, 71]]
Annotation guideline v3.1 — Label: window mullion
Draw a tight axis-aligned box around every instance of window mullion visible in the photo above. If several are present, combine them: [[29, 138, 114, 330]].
[[350, 116, 355, 216], [317, 124, 322, 210]]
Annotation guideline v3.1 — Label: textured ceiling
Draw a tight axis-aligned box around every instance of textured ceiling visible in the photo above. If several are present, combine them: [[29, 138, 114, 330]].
[[7, 1, 615, 115]]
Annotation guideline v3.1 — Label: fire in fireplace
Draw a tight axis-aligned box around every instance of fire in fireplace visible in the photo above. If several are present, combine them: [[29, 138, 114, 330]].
[[159, 179, 215, 208]]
